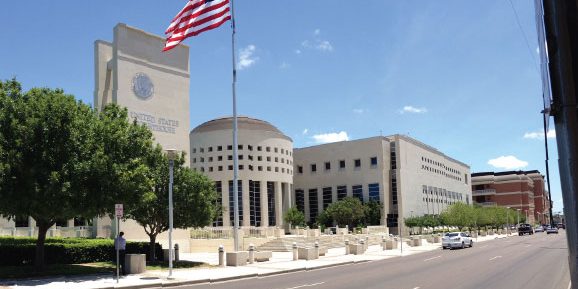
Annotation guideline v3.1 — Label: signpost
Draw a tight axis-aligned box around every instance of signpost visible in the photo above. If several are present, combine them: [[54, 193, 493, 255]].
[[115, 204, 123, 283]]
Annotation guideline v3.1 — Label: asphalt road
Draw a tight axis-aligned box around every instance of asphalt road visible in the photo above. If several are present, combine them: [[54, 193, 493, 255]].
[[186, 231, 570, 289]]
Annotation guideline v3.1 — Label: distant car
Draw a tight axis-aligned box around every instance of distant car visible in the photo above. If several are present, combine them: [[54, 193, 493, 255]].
[[442, 232, 473, 249], [557, 223, 566, 229], [518, 223, 534, 236], [534, 226, 544, 233], [546, 226, 559, 234]]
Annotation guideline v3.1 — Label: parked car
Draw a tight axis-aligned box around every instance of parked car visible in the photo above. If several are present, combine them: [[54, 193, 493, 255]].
[[518, 223, 534, 236], [442, 232, 473, 249], [534, 226, 544, 233], [546, 226, 559, 234], [557, 223, 566, 229]]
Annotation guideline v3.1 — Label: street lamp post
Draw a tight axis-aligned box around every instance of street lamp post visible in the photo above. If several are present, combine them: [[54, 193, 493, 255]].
[[166, 149, 177, 279]]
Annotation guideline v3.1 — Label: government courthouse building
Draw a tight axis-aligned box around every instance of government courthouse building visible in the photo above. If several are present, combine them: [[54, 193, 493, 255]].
[[0, 24, 472, 244]]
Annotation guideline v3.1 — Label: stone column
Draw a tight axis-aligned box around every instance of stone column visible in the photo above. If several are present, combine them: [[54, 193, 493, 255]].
[[275, 181, 283, 227], [260, 181, 269, 227]]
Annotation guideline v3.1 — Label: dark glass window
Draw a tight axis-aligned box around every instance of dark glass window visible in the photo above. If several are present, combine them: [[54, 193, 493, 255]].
[[337, 186, 347, 200], [354, 159, 361, 168], [352, 185, 363, 202], [368, 183, 380, 202]]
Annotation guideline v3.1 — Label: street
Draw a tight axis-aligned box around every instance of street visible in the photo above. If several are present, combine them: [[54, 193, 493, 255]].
[[187, 231, 570, 289]]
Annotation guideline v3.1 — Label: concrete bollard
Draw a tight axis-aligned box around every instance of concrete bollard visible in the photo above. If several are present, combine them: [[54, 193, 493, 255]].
[[382, 236, 387, 250], [314, 241, 319, 259], [345, 239, 350, 255], [248, 244, 255, 264], [366, 237, 370, 251], [218, 245, 225, 267], [292, 242, 298, 261], [360, 239, 365, 253]]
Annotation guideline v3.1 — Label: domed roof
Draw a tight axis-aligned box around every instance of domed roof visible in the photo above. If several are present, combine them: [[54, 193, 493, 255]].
[[191, 116, 292, 141]]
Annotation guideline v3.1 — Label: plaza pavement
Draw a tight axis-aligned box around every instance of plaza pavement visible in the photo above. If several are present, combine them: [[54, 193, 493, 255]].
[[0, 233, 510, 289]]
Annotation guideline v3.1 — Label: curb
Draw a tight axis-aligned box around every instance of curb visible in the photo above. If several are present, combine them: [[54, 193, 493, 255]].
[[114, 282, 162, 289], [258, 268, 305, 277], [209, 273, 258, 283]]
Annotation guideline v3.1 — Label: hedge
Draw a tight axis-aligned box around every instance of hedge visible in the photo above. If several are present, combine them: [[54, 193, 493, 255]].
[[0, 237, 162, 266]]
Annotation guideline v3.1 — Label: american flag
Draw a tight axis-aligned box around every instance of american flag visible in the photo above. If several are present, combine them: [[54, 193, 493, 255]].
[[163, 0, 231, 52]]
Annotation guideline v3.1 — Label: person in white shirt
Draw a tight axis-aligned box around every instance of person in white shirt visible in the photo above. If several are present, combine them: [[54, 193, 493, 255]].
[[114, 232, 126, 275]]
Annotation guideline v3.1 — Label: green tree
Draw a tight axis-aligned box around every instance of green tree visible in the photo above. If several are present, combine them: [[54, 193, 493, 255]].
[[444, 203, 475, 231], [126, 147, 218, 261], [0, 80, 153, 270], [284, 207, 305, 229], [404, 216, 420, 235], [323, 197, 366, 228], [364, 200, 382, 226]]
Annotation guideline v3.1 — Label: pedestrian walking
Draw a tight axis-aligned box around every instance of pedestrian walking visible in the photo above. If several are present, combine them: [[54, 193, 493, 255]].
[[114, 231, 126, 275]]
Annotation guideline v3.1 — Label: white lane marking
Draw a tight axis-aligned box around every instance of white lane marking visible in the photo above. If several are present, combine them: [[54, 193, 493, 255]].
[[568, 281, 571, 289], [286, 282, 325, 289], [424, 255, 441, 262], [489, 256, 502, 261], [414, 287, 421, 289]]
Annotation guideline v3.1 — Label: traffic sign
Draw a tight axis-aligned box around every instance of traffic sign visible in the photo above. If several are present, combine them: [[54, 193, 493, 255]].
[[115, 204, 123, 217]]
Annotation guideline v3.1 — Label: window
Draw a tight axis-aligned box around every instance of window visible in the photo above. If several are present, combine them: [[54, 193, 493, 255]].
[[239, 155, 243, 160], [370, 157, 378, 166], [192, 148, 197, 153], [249, 165, 254, 171], [368, 183, 380, 202], [275, 167, 279, 172], [322, 187, 332, 209], [218, 156, 223, 161], [238, 145, 243, 150], [200, 157, 204, 162], [267, 156, 271, 162], [227, 145, 232, 150], [228, 165, 233, 170], [218, 166, 223, 171], [257, 146, 262, 151], [275, 157, 278, 162], [325, 162, 331, 171], [248, 145, 253, 151], [193, 158, 197, 163], [311, 164, 317, 172], [354, 159, 361, 168], [258, 166, 263, 171], [298, 166, 303, 174], [229, 180, 243, 224], [228, 155, 233, 160], [249, 180, 261, 226], [281, 148, 284, 154], [200, 148, 204, 153], [258, 156, 263, 161], [208, 146, 213, 152], [248, 155, 253, 161], [239, 165, 244, 170], [274, 147, 278, 153], [267, 166, 271, 171], [266, 146, 271, 152], [267, 182, 276, 226], [218, 145, 223, 151], [209, 157, 213, 162], [339, 160, 345, 169], [309, 189, 319, 222], [209, 167, 213, 172], [352, 185, 363, 202], [337, 186, 347, 201], [295, 189, 305, 213]]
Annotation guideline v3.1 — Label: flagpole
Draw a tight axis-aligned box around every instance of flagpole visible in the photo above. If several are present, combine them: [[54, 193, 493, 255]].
[[230, 0, 240, 252]]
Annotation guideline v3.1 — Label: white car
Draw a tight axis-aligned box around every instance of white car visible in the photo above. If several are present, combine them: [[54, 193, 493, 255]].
[[442, 232, 473, 249]]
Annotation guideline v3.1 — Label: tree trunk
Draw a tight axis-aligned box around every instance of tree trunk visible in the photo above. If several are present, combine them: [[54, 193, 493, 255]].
[[148, 234, 157, 262], [34, 223, 51, 272]]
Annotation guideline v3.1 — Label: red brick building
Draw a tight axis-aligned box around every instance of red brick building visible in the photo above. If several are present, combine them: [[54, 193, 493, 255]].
[[471, 170, 551, 225]]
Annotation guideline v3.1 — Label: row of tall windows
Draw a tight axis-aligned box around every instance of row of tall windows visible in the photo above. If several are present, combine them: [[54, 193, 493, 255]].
[[213, 181, 223, 226]]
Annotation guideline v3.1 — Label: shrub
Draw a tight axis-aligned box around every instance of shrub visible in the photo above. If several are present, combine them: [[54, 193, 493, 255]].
[[0, 237, 162, 266]]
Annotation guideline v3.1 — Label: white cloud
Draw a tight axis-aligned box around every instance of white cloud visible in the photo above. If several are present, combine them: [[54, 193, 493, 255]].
[[238, 45, 258, 70], [302, 128, 308, 135], [295, 49, 302, 54], [312, 131, 349, 144], [399, 105, 427, 114], [300, 35, 333, 53], [487, 155, 528, 170], [316, 40, 333, 52], [353, 108, 364, 114], [314, 29, 321, 35], [523, 128, 556, 139]]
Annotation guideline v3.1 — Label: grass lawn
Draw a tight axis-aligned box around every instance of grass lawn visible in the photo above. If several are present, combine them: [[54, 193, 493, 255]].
[[0, 260, 210, 280]]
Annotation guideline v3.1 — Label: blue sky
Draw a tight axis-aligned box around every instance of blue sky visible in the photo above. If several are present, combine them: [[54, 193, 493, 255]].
[[0, 1, 563, 212]]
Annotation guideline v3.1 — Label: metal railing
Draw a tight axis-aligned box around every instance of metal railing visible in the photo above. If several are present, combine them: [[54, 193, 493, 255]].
[[472, 189, 497, 196]]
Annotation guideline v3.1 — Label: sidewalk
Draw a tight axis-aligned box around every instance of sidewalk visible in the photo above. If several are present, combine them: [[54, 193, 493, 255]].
[[1, 234, 510, 289]]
